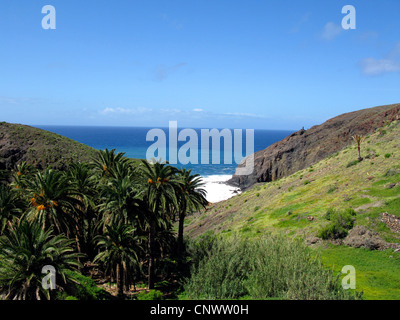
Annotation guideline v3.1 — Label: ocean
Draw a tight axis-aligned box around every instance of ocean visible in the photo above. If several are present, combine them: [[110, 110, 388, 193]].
[[35, 125, 293, 202]]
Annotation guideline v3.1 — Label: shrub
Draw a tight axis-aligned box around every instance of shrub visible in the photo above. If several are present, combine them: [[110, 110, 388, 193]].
[[324, 208, 337, 220], [385, 168, 398, 177], [186, 232, 218, 267], [318, 223, 348, 240], [136, 290, 164, 300], [184, 235, 362, 300], [346, 160, 359, 168], [344, 208, 357, 217], [327, 185, 337, 194], [318, 208, 356, 240], [378, 129, 387, 136], [61, 270, 112, 300], [385, 153, 392, 159]]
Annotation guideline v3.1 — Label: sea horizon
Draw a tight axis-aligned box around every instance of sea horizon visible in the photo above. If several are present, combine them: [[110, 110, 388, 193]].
[[34, 125, 294, 177], [33, 125, 294, 202]]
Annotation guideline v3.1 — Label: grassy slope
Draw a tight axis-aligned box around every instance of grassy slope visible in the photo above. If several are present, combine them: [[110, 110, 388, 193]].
[[186, 120, 400, 299], [0, 122, 142, 170], [0, 122, 99, 169]]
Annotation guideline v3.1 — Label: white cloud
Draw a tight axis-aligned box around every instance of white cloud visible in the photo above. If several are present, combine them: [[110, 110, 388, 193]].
[[359, 42, 400, 76], [223, 112, 267, 119], [160, 108, 182, 114], [359, 58, 400, 76], [100, 107, 152, 115], [98, 107, 271, 124], [321, 22, 342, 41], [0, 96, 38, 105]]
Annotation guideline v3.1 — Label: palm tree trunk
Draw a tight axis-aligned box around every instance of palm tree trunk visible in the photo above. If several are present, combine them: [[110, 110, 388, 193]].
[[177, 211, 185, 258], [148, 222, 155, 289], [75, 223, 83, 270], [117, 262, 123, 297], [123, 261, 128, 293]]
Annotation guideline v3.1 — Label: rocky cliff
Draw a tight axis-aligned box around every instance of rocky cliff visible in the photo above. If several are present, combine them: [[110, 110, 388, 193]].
[[229, 103, 400, 189]]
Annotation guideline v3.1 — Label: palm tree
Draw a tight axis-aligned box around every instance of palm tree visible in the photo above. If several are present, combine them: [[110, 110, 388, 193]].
[[99, 173, 142, 228], [10, 161, 33, 191], [0, 184, 24, 235], [67, 163, 97, 210], [66, 162, 99, 260], [0, 220, 82, 300], [94, 223, 143, 297], [140, 160, 181, 289], [93, 149, 129, 179], [352, 134, 364, 162], [154, 226, 176, 261], [23, 168, 81, 235], [176, 169, 208, 257]]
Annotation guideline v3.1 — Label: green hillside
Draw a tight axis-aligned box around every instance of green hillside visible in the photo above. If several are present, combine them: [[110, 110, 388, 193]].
[[0, 122, 98, 171], [185, 119, 400, 299]]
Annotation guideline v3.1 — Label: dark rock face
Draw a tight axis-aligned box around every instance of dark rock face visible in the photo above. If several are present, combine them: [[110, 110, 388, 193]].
[[229, 103, 400, 189], [0, 134, 26, 170]]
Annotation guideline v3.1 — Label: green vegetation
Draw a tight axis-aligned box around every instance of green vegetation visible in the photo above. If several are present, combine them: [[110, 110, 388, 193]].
[[136, 289, 164, 300], [0, 220, 82, 300], [185, 118, 400, 299], [0, 122, 99, 170], [352, 134, 365, 162], [327, 185, 337, 194], [0, 149, 208, 300], [184, 235, 361, 300], [317, 208, 356, 240], [321, 246, 400, 300], [1, 118, 400, 300], [346, 160, 359, 168], [59, 270, 112, 300]]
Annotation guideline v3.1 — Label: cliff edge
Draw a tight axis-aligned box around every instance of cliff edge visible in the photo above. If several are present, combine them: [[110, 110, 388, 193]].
[[229, 103, 400, 189]]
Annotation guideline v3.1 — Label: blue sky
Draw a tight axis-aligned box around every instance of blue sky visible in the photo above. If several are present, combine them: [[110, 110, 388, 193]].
[[0, 0, 399, 130]]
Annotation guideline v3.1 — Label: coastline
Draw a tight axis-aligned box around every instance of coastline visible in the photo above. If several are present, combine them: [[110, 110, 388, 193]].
[[201, 175, 242, 203]]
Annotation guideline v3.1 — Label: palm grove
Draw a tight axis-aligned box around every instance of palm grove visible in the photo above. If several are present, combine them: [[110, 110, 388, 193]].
[[0, 149, 208, 299]]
